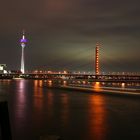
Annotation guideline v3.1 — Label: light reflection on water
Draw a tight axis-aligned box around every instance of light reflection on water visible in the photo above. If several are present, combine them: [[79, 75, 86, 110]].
[[33, 80, 45, 127], [15, 80, 27, 119], [69, 80, 140, 90], [1, 80, 140, 140], [0, 80, 11, 99], [48, 80, 53, 87], [121, 83, 125, 88], [88, 95, 107, 140], [100, 82, 140, 89], [41, 79, 140, 90], [60, 93, 69, 127], [63, 80, 67, 86], [46, 90, 54, 120], [33, 80, 44, 112], [93, 82, 101, 92]]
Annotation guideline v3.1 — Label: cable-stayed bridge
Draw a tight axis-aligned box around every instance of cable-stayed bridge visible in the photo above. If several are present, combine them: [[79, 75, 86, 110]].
[[1, 72, 140, 82], [1, 43, 140, 82]]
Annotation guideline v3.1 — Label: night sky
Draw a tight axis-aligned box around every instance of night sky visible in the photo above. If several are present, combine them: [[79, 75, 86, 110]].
[[0, 0, 140, 72]]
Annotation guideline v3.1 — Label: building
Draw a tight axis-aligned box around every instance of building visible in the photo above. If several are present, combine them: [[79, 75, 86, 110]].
[[0, 64, 7, 74]]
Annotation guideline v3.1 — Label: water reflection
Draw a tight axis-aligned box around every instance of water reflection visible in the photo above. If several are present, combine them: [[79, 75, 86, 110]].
[[63, 80, 67, 86], [0, 80, 11, 98], [39, 80, 43, 87], [91, 82, 140, 90], [88, 95, 107, 140], [32, 80, 45, 128], [15, 80, 27, 118], [0, 79, 11, 85], [93, 82, 101, 92], [82, 81, 86, 85], [60, 93, 69, 126], [3, 80, 140, 140], [121, 83, 125, 89], [48, 80, 52, 87], [18, 80, 26, 103], [46, 90, 54, 120], [33, 80, 44, 111]]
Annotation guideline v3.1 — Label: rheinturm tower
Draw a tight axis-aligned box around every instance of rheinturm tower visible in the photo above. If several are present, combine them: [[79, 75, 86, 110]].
[[20, 30, 27, 74]]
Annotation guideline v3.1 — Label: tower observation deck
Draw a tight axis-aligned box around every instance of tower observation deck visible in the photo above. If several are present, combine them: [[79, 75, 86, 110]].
[[20, 30, 27, 74]]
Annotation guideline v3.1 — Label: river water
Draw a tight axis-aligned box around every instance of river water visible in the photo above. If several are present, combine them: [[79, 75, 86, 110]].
[[0, 79, 140, 140]]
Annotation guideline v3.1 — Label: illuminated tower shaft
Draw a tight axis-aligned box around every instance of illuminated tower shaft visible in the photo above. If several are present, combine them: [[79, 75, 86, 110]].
[[95, 43, 100, 75], [21, 45, 25, 73], [20, 31, 27, 74]]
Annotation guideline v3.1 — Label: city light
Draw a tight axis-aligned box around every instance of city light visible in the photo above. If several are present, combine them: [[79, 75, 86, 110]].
[[121, 83, 125, 88]]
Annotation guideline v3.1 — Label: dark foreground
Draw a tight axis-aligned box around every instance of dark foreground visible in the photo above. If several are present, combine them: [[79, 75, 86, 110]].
[[0, 80, 140, 140]]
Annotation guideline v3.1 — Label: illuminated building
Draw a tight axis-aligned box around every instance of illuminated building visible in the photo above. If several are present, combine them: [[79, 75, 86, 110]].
[[0, 64, 7, 74], [20, 30, 27, 74], [95, 43, 100, 75]]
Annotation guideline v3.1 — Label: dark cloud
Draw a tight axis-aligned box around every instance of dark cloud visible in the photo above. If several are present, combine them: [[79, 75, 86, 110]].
[[0, 0, 140, 72]]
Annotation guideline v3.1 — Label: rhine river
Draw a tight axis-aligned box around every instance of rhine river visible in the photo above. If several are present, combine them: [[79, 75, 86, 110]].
[[1, 79, 140, 140]]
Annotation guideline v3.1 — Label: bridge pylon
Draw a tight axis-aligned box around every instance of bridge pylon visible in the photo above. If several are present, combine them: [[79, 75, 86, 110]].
[[95, 43, 100, 75]]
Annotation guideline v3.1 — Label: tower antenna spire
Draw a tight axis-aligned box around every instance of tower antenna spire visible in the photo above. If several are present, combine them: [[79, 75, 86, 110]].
[[22, 29, 25, 39]]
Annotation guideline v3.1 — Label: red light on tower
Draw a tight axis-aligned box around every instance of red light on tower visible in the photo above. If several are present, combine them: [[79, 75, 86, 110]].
[[95, 43, 100, 75]]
